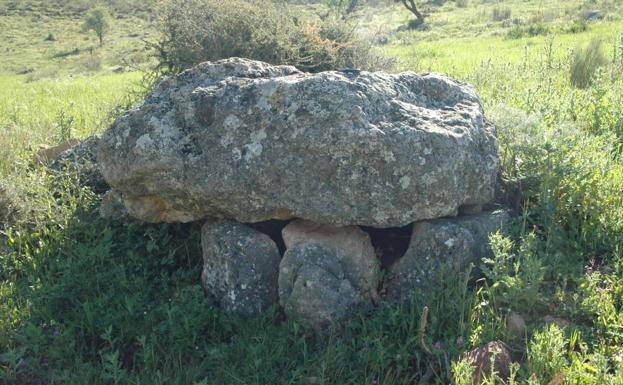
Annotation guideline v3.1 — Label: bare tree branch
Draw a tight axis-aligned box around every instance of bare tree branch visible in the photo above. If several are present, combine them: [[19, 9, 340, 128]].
[[396, 0, 425, 24]]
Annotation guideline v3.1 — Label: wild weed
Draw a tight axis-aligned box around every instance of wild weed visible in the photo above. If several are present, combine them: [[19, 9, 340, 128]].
[[481, 232, 544, 315], [527, 324, 568, 383], [570, 38, 607, 88]]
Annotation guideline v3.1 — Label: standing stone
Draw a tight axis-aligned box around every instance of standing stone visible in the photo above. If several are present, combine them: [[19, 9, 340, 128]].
[[386, 210, 510, 300], [279, 244, 366, 332], [278, 220, 381, 330], [98, 57, 499, 227], [201, 220, 281, 315], [282, 219, 380, 301]]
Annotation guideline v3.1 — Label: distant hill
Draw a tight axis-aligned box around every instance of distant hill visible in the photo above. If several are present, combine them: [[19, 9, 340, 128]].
[[0, 0, 157, 17]]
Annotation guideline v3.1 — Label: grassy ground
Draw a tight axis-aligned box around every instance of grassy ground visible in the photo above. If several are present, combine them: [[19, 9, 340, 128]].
[[0, 0, 151, 176], [2, 0, 623, 384], [0, 6, 153, 76], [0, 73, 142, 176]]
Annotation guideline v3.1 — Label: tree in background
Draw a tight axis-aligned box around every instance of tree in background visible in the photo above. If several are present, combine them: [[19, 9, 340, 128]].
[[325, 0, 362, 19], [395, 0, 425, 25], [82, 6, 111, 46], [152, 0, 395, 74]]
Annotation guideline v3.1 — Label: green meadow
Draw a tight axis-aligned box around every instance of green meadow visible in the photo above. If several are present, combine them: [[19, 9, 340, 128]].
[[2, 0, 623, 384]]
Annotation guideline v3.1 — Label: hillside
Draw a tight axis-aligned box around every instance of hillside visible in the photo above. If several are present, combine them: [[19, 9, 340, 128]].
[[2, 1, 623, 384]]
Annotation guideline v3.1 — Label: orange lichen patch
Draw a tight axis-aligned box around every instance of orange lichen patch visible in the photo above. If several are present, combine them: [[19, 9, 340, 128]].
[[272, 208, 295, 221], [124, 195, 195, 223], [124, 195, 168, 222]]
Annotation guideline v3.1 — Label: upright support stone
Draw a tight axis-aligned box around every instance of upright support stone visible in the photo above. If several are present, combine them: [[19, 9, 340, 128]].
[[279, 244, 365, 332], [282, 220, 380, 301], [278, 220, 381, 331], [201, 219, 281, 315], [386, 210, 511, 300]]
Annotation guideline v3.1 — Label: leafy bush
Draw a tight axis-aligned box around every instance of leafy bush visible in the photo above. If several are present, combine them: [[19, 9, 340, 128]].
[[563, 19, 589, 34], [570, 38, 607, 89], [81, 51, 102, 72], [0, 181, 21, 227], [481, 232, 545, 315], [152, 0, 393, 74], [325, 0, 362, 17], [491, 104, 623, 270], [527, 325, 568, 383]]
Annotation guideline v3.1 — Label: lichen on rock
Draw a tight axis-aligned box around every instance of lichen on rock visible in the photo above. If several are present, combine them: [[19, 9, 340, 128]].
[[98, 58, 499, 228]]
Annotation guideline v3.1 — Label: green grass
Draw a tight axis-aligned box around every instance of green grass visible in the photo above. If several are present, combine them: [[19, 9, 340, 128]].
[[2, 0, 623, 384], [0, 11, 153, 77], [0, 0, 152, 176], [0, 72, 143, 176], [383, 21, 622, 75]]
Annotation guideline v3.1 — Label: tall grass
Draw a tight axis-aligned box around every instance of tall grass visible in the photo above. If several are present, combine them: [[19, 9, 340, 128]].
[[0, 72, 142, 176], [570, 38, 608, 88]]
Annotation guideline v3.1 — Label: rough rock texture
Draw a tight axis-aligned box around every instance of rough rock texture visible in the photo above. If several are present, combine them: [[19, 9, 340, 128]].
[[507, 312, 527, 338], [582, 9, 604, 20], [201, 220, 281, 315], [100, 190, 131, 222], [51, 136, 108, 194], [386, 210, 510, 300], [282, 220, 380, 301], [278, 244, 367, 331], [462, 341, 512, 384], [98, 58, 499, 227]]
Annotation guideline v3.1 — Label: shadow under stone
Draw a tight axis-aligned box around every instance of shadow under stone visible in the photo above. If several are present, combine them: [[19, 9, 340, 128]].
[[360, 223, 413, 269], [247, 219, 291, 256]]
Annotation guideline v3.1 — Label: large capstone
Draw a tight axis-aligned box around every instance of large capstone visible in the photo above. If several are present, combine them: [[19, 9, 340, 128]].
[[98, 58, 499, 227], [386, 210, 511, 300], [201, 219, 281, 315]]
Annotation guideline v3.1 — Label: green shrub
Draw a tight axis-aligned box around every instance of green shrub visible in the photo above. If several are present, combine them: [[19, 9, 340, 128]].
[[528, 325, 568, 383], [325, 0, 362, 17], [570, 38, 607, 89], [0, 181, 21, 227], [491, 104, 623, 268], [505, 22, 549, 39], [563, 19, 589, 34], [82, 51, 102, 72], [481, 232, 545, 315], [152, 0, 392, 74], [0, 174, 56, 229]]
